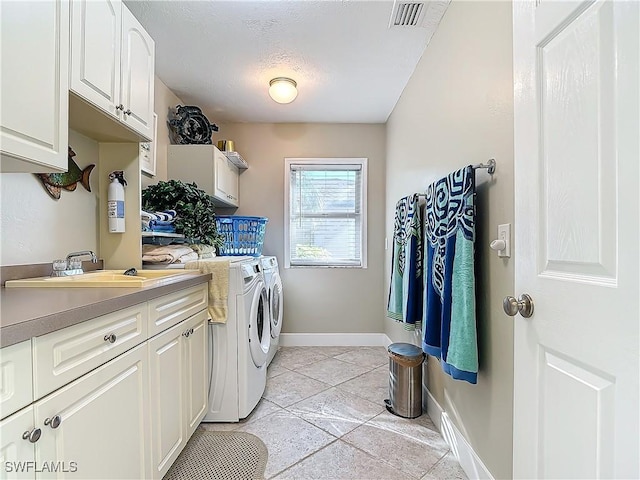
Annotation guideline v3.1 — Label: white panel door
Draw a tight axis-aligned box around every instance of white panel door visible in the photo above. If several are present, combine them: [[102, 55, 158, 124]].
[[120, 6, 155, 140], [0, 407, 36, 480], [0, 0, 69, 172], [512, 1, 639, 478], [70, 0, 122, 118], [0, 340, 33, 419], [214, 150, 239, 207], [34, 344, 150, 480], [148, 321, 185, 480], [183, 311, 208, 439]]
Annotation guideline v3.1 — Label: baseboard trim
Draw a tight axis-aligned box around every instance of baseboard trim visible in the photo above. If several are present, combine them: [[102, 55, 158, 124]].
[[279, 333, 392, 347], [425, 388, 443, 431], [426, 390, 495, 480]]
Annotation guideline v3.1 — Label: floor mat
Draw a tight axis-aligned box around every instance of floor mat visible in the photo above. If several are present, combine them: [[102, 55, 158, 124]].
[[163, 429, 269, 480]]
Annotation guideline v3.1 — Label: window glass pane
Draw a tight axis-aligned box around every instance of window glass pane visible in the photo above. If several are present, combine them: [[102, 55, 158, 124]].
[[288, 161, 365, 267]]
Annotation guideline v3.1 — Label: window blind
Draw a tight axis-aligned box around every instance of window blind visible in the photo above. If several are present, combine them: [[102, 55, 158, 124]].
[[289, 163, 364, 266]]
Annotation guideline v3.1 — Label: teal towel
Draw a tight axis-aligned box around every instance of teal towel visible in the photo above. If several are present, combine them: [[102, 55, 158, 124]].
[[387, 194, 423, 330], [422, 166, 478, 384]]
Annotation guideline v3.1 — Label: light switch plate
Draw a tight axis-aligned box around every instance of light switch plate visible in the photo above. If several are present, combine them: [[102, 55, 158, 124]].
[[497, 223, 511, 258]]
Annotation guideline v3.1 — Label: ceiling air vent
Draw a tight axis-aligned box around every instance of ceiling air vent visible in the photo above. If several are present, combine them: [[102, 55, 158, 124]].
[[389, 1, 426, 27]]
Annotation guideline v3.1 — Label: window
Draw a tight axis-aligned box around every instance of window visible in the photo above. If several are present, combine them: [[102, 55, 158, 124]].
[[284, 158, 367, 268]]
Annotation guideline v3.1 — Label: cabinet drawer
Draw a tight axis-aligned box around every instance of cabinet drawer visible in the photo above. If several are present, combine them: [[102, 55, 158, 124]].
[[33, 303, 147, 399], [147, 284, 208, 338], [0, 340, 33, 420]]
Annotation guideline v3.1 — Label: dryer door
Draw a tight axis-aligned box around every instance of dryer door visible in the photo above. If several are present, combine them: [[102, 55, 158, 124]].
[[248, 283, 270, 367], [269, 274, 283, 339]]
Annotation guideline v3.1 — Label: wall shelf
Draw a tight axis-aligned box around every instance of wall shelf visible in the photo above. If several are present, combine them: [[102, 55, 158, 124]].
[[223, 151, 248, 170]]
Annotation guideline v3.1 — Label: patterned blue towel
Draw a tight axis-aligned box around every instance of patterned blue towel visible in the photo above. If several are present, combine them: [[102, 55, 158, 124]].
[[423, 166, 478, 384], [387, 194, 423, 330]]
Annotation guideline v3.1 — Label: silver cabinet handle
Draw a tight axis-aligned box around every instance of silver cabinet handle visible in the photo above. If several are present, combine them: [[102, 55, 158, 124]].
[[22, 428, 42, 443], [104, 333, 117, 343], [124, 109, 132, 115], [44, 415, 62, 429], [503, 294, 534, 318], [182, 328, 195, 338], [115, 104, 124, 111]]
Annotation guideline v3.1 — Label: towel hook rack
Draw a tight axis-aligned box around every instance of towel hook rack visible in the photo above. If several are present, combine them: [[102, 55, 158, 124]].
[[472, 158, 496, 175]]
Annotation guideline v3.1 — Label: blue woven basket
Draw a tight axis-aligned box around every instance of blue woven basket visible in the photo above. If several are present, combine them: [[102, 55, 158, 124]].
[[215, 216, 268, 257]]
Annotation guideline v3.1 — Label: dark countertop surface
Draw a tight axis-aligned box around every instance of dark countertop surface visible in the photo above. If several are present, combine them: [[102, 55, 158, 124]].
[[0, 272, 211, 348]]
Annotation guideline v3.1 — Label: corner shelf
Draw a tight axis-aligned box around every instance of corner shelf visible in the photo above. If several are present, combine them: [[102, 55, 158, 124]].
[[223, 151, 248, 170], [142, 231, 186, 246], [141, 232, 185, 238]]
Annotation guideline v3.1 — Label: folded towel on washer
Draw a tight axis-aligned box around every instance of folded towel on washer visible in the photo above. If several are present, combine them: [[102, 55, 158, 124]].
[[185, 258, 231, 324], [142, 244, 195, 264], [189, 244, 217, 255]]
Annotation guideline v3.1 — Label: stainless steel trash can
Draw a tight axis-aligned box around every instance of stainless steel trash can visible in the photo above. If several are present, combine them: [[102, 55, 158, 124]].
[[385, 343, 425, 419]]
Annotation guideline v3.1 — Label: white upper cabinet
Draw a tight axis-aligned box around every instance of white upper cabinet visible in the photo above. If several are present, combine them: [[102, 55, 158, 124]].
[[168, 145, 240, 208], [70, 0, 122, 118], [214, 149, 240, 207], [120, 7, 155, 140], [0, 0, 69, 173], [70, 0, 155, 141]]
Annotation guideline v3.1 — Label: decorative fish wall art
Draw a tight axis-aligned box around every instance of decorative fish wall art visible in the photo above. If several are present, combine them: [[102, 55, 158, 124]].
[[35, 147, 95, 200]]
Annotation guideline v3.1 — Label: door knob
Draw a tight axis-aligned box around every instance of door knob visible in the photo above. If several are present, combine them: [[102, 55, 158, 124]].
[[503, 293, 534, 318]]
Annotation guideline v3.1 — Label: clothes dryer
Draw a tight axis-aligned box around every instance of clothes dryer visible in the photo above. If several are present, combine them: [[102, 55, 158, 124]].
[[203, 257, 270, 422], [261, 256, 283, 366]]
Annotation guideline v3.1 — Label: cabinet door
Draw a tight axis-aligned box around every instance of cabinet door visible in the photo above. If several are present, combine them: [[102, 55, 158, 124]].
[[70, 0, 122, 119], [0, 340, 33, 420], [183, 311, 208, 438], [120, 5, 155, 140], [214, 150, 239, 207], [148, 321, 186, 480], [0, 0, 69, 173], [0, 406, 37, 480], [34, 344, 150, 480]]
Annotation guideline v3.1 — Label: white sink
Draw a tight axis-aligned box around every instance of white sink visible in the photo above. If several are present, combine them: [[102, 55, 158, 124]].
[[5, 270, 193, 288]]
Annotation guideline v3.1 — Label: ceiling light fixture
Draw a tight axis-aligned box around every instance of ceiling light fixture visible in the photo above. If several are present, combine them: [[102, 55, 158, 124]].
[[268, 77, 298, 104]]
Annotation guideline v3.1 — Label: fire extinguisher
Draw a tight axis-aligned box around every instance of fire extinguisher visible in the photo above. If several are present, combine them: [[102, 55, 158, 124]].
[[108, 171, 127, 233]]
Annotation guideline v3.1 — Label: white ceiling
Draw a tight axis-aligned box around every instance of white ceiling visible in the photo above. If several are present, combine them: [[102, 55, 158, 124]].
[[125, 0, 449, 124]]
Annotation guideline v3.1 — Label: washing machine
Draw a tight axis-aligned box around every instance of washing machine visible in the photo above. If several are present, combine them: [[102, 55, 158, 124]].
[[261, 256, 283, 366], [203, 256, 270, 422]]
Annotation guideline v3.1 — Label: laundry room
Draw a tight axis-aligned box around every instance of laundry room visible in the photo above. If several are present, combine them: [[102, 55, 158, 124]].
[[2, 1, 639, 480]]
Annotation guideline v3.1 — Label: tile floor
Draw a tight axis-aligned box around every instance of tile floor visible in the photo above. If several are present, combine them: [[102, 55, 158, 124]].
[[201, 346, 467, 480]]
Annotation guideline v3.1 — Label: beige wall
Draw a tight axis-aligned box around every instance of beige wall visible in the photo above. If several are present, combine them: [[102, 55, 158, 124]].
[[384, 2, 514, 478], [0, 130, 100, 266], [215, 123, 387, 335], [143, 76, 184, 188]]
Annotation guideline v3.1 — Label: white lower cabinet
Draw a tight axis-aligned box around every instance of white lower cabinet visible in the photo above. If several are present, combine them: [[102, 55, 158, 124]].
[[184, 313, 208, 439], [0, 285, 209, 480], [34, 343, 150, 480], [0, 340, 33, 420], [149, 309, 208, 480], [0, 406, 37, 480]]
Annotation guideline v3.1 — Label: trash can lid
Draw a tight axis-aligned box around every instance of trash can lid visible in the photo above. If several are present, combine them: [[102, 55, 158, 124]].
[[388, 342, 423, 360]]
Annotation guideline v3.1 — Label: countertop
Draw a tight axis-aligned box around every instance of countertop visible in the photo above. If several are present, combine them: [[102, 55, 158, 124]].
[[0, 272, 211, 348]]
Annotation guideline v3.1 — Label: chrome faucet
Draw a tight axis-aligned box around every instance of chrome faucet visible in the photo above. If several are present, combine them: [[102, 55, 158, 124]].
[[66, 250, 98, 265], [52, 250, 98, 277]]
